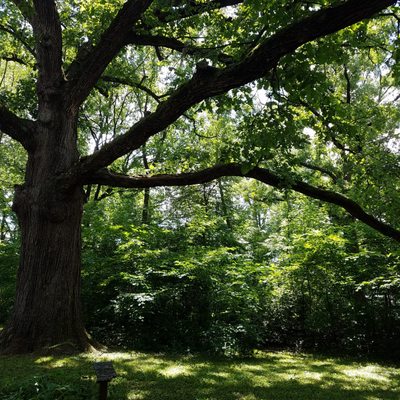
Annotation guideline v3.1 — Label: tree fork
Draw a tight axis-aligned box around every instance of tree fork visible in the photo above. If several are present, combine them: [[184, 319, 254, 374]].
[[0, 105, 96, 353]]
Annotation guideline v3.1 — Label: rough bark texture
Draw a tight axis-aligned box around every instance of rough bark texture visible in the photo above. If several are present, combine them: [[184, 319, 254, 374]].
[[0, 108, 97, 353], [1, 187, 88, 354], [0, 0, 97, 354]]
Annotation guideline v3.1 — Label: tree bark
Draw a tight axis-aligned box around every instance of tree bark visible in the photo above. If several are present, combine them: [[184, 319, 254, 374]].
[[217, 179, 233, 230], [0, 187, 89, 353], [0, 114, 95, 354]]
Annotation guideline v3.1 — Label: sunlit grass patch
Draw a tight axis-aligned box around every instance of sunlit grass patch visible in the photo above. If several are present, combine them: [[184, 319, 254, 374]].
[[0, 351, 399, 399]]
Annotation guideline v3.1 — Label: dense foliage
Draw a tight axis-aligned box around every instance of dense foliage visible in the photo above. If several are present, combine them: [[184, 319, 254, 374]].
[[77, 183, 399, 357], [3, 177, 399, 357], [0, 0, 399, 355]]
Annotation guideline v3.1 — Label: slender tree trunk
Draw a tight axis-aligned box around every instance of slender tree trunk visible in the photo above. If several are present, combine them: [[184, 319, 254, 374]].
[[0, 212, 5, 241], [217, 179, 232, 229], [142, 187, 151, 224], [141, 145, 151, 224], [0, 113, 95, 354]]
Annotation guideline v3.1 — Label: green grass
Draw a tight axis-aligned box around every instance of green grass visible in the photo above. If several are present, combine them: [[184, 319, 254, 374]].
[[0, 351, 399, 399]]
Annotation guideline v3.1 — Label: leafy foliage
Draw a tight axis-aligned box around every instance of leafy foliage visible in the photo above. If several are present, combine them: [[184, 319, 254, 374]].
[[0, 0, 399, 356], [74, 180, 400, 357]]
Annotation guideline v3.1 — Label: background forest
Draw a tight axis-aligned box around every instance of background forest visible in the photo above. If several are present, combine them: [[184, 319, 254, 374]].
[[0, 0, 400, 360]]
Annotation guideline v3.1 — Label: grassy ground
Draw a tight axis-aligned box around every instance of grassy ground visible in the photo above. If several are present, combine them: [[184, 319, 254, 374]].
[[0, 350, 399, 399]]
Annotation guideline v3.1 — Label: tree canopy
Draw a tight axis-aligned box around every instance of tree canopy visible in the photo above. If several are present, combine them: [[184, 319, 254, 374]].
[[1, 0, 399, 239], [0, 0, 399, 354]]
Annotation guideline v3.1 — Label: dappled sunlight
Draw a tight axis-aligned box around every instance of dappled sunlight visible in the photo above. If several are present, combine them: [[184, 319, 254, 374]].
[[94, 351, 139, 361], [107, 351, 400, 399], [33, 355, 85, 369], [127, 393, 146, 400], [301, 371, 323, 381], [1, 351, 400, 399], [34, 356, 53, 364], [160, 365, 192, 377], [343, 365, 391, 383], [234, 394, 258, 400], [212, 371, 232, 379]]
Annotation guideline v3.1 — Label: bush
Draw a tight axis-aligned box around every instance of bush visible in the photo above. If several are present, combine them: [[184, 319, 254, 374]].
[[81, 225, 269, 355]]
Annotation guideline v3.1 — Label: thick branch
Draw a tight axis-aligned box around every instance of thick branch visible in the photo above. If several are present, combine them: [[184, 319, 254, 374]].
[[32, 0, 63, 107], [71, 0, 395, 184], [66, 0, 153, 108], [88, 163, 400, 243], [0, 104, 36, 150]]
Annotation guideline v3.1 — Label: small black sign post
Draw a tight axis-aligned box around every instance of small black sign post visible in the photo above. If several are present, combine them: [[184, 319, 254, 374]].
[[93, 362, 117, 400]]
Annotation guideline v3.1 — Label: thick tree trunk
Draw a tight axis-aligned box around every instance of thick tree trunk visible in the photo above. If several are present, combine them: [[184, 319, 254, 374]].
[[0, 188, 91, 353], [0, 114, 96, 354]]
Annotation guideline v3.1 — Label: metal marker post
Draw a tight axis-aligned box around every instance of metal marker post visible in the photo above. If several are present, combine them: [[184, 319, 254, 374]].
[[93, 362, 117, 400]]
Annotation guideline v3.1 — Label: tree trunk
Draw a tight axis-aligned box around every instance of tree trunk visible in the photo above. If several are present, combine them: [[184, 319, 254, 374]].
[[141, 145, 151, 224], [0, 114, 96, 354], [217, 179, 232, 229], [0, 212, 5, 241], [142, 187, 151, 224]]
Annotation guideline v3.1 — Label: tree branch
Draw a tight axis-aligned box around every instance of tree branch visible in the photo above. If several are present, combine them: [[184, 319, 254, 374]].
[[66, 0, 154, 108], [87, 163, 400, 242], [101, 75, 165, 102], [344, 64, 351, 104], [31, 0, 63, 108], [0, 55, 30, 66], [294, 98, 357, 154], [299, 161, 338, 183], [125, 32, 234, 64], [67, 0, 395, 185], [154, 0, 243, 22], [10, 0, 34, 25], [0, 23, 36, 57], [0, 104, 36, 150]]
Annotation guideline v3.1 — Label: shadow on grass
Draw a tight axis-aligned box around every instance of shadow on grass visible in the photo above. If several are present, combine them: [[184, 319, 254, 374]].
[[0, 352, 399, 399], [108, 352, 400, 400]]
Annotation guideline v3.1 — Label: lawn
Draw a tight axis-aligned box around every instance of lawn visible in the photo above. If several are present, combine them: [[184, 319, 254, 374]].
[[0, 351, 399, 399]]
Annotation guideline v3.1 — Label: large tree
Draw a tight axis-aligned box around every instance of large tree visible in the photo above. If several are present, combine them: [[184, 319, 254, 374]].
[[0, 0, 399, 353]]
